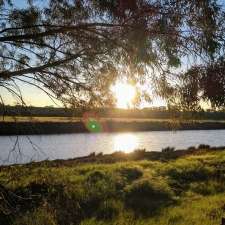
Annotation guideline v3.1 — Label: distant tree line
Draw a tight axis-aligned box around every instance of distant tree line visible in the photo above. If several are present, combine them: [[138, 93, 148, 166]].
[[1, 105, 225, 120]]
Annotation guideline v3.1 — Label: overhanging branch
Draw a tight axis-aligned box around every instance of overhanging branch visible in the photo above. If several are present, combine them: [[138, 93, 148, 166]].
[[0, 50, 85, 79]]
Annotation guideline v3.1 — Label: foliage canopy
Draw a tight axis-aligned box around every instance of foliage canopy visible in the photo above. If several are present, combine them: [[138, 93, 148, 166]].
[[0, 0, 225, 109]]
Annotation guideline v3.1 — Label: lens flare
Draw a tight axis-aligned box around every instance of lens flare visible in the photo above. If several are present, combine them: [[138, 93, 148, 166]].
[[82, 112, 102, 133]]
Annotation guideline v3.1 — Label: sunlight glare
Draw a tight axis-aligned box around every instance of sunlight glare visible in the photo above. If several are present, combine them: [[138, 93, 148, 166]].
[[111, 82, 136, 108], [113, 133, 138, 153]]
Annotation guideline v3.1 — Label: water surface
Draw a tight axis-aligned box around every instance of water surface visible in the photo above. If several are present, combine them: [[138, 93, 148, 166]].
[[1, 129, 225, 165]]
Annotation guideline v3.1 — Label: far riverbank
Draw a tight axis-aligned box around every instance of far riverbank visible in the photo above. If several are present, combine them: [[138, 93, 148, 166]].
[[2, 120, 225, 135]]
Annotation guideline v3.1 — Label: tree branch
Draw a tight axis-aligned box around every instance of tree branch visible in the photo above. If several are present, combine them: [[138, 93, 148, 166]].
[[0, 50, 85, 78], [0, 23, 123, 42]]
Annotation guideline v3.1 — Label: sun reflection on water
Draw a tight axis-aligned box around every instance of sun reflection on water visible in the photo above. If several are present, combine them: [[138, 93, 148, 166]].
[[113, 133, 138, 153]]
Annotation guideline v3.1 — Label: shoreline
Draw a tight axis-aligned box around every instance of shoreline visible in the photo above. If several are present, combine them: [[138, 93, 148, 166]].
[[1, 145, 225, 168], [1, 120, 225, 135]]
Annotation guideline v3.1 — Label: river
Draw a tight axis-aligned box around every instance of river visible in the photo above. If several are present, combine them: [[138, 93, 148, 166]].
[[1, 129, 225, 165]]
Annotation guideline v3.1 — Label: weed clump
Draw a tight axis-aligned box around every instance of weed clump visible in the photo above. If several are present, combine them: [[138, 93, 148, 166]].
[[96, 200, 120, 220], [190, 181, 225, 195], [162, 147, 175, 153], [166, 163, 213, 183], [198, 144, 210, 149], [12, 208, 56, 225], [117, 166, 143, 182], [124, 179, 173, 216]]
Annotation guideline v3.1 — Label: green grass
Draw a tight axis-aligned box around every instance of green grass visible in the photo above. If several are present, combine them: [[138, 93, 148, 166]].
[[0, 149, 225, 225]]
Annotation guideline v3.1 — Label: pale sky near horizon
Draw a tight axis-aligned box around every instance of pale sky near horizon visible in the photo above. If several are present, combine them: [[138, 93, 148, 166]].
[[0, 81, 166, 108]]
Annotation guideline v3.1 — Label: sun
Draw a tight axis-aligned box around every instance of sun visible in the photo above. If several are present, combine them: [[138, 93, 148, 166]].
[[111, 82, 136, 108]]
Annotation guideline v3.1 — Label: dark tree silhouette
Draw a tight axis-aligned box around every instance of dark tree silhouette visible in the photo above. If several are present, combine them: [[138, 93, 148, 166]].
[[172, 57, 225, 110], [0, 0, 225, 108]]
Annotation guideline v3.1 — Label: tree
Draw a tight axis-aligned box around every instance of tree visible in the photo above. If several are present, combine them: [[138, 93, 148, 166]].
[[0, 0, 225, 108], [172, 57, 225, 110]]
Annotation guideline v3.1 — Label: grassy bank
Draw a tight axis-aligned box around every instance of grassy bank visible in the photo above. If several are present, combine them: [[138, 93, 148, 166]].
[[2, 119, 225, 135], [0, 147, 225, 225]]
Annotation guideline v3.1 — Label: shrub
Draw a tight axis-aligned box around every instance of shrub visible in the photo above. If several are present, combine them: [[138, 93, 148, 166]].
[[88, 152, 96, 157], [162, 161, 215, 194], [124, 179, 173, 216], [162, 147, 175, 153], [166, 164, 213, 183], [13, 208, 56, 225], [80, 170, 117, 217], [86, 170, 107, 184], [96, 200, 120, 220], [117, 167, 143, 182], [96, 152, 103, 157], [190, 181, 225, 195], [198, 144, 210, 149], [133, 149, 146, 153], [132, 149, 146, 159], [188, 146, 196, 150]]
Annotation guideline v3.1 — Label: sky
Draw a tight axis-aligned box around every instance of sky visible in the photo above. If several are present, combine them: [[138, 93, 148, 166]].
[[1, 80, 166, 108], [1, 81, 61, 107]]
